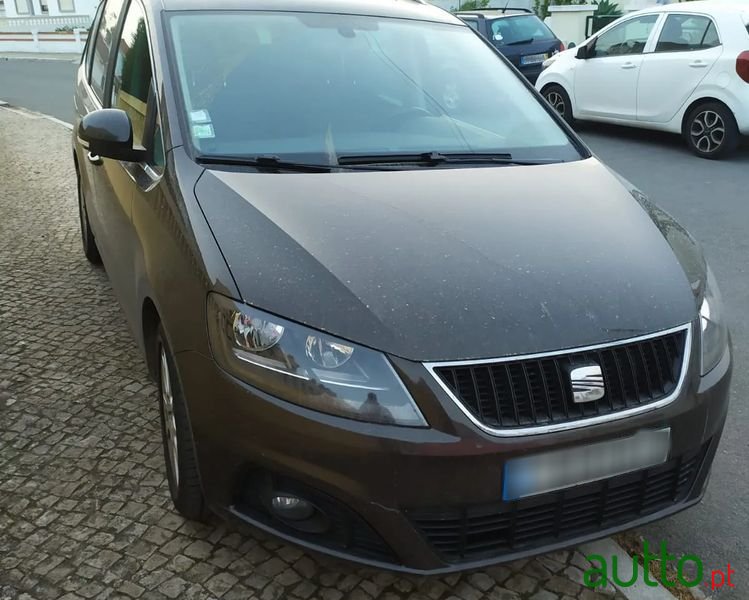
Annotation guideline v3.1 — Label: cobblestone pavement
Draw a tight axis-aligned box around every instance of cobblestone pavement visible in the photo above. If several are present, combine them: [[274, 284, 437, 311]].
[[0, 108, 629, 600]]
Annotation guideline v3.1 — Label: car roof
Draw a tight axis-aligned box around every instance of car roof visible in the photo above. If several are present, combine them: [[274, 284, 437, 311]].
[[158, 0, 462, 24], [455, 8, 533, 18]]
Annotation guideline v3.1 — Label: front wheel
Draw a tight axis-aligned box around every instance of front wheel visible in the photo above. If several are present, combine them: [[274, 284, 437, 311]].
[[157, 327, 208, 521], [542, 84, 574, 126], [684, 102, 739, 159]]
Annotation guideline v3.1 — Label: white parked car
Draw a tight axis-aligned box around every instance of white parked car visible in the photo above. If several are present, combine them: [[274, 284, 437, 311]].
[[536, 1, 749, 158]]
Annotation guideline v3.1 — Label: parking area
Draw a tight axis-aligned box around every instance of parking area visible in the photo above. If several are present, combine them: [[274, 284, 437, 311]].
[[0, 83, 747, 600], [0, 107, 633, 600], [581, 123, 748, 598]]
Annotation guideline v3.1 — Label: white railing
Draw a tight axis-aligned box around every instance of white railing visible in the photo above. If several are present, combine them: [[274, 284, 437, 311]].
[[0, 14, 91, 32], [0, 28, 88, 53]]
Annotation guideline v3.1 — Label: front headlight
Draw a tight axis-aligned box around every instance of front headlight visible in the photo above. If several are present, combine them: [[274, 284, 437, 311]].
[[541, 54, 557, 71], [700, 267, 728, 375], [207, 293, 427, 427]]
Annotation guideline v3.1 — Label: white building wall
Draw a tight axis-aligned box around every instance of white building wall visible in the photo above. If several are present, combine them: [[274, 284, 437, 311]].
[[46, 0, 99, 18], [2, 0, 98, 20], [428, 0, 534, 13]]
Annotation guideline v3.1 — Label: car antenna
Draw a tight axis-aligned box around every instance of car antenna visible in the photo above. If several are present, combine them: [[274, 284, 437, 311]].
[[502, 0, 510, 13]]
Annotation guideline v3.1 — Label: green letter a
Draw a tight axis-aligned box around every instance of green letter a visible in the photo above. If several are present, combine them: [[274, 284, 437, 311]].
[[584, 554, 608, 588]]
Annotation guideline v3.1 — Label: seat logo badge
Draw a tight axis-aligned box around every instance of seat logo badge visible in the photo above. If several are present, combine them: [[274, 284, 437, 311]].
[[570, 364, 605, 403]]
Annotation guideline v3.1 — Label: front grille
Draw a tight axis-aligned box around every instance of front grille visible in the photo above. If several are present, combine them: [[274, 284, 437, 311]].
[[433, 327, 688, 429], [409, 443, 706, 563]]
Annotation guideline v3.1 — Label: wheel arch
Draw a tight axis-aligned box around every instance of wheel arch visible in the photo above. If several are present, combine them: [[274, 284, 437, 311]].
[[539, 79, 575, 115], [142, 297, 161, 381], [680, 96, 736, 136]]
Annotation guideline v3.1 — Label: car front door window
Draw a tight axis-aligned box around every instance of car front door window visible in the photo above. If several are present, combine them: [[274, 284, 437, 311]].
[[573, 15, 659, 120], [111, 0, 153, 150], [592, 14, 659, 58]]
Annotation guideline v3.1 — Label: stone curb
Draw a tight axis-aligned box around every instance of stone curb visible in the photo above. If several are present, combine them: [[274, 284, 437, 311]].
[[0, 100, 73, 130], [0, 52, 80, 62]]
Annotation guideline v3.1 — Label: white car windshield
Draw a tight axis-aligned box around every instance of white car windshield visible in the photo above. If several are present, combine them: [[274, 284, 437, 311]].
[[167, 11, 581, 164]]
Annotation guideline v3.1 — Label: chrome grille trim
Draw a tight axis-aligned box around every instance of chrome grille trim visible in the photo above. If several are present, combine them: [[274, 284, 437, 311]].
[[424, 323, 692, 437]]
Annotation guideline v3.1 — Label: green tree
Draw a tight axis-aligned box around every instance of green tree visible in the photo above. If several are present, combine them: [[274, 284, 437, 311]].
[[592, 0, 622, 33], [452, 0, 490, 11]]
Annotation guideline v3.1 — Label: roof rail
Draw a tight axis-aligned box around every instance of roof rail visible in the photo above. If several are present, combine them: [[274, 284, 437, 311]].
[[457, 7, 533, 14]]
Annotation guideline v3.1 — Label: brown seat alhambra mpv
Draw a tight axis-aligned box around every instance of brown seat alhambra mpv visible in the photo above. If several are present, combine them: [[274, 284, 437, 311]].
[[73, 0, 731, 573]]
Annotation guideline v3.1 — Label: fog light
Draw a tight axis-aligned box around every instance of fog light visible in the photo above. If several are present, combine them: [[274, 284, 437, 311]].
[[271, 494, 315, 521]]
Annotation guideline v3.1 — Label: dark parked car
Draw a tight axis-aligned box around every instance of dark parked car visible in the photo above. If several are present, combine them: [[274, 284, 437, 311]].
[[456, 8, 565, 83], [73, 0, 731, 574]]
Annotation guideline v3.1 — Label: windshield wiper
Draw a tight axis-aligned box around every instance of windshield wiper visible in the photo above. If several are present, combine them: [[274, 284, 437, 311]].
[[506, 37, 535, 45], [196, 154, 336, 173], [195, 154, 402, 172], [337, 152, 557, 167]]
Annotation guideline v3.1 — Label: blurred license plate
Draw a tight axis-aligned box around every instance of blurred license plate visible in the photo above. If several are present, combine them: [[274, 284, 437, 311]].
[[503, 428, 670, 501], [521, 53, 547, 65]]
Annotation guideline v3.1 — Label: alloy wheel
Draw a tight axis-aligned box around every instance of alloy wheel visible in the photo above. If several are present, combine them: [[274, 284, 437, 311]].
[[160, 347, 180, 489], [546, 91, 566, 116], [690, 110, 725, 154]]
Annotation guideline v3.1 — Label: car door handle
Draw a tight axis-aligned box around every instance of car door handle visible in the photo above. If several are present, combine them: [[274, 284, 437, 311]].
[[621, 62, 637, 69], [87, 151, 102, 165], [689, 61, 707, 68]]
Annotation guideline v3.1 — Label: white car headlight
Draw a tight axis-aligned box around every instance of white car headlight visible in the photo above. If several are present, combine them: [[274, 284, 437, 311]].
[[699, 267, 728, 375], [207, 293, 427, 426]]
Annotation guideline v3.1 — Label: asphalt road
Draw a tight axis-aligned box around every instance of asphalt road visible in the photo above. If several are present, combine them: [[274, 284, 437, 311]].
[[1, 58, 747, 597], [582, 123, 748, 598], [0, 57, 78, 123]]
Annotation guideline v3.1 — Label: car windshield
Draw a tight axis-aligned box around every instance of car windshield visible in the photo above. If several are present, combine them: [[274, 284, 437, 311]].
[[166, 11, 580, 165], [489, 15, 556, 45]]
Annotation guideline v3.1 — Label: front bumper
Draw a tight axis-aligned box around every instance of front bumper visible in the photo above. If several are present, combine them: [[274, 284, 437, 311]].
[[175, 336, 731, 574]]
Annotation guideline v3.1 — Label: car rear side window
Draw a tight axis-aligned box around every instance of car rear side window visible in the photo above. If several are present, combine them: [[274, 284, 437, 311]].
[[462, 18, 480, 33], [89, 0, 125, 101], [82, 0, 105, 69], [655, 14, 720, 53], [110, 0, 153, 148]]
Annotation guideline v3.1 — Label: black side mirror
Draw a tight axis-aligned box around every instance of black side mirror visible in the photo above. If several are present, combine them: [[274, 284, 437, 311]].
[[576, 39, 596, 59], [79, 109, 146, 162]]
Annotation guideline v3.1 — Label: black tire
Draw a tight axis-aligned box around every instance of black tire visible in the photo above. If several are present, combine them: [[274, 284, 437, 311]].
[[684, 102, 739, 159], [76, 170, 102, 265], [157, 326, 208, 522], [543, 84, 574, 126]]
